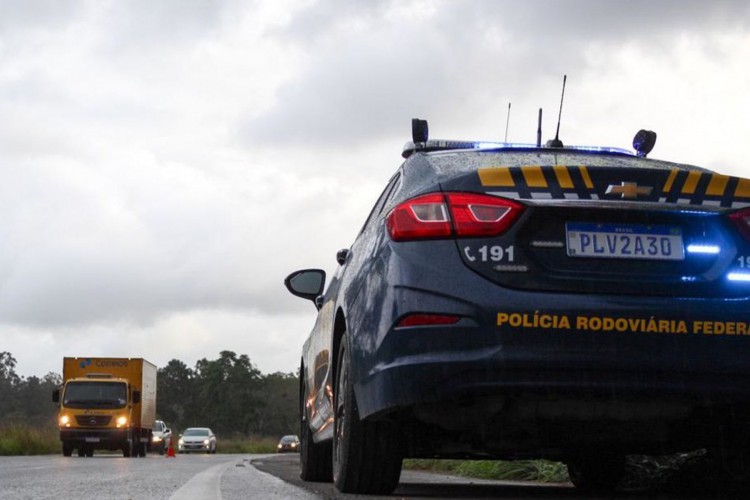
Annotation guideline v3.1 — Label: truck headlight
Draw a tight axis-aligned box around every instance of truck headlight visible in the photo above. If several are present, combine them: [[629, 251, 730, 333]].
[[116, 416, 128, 428], [59, 415, 71, 427]]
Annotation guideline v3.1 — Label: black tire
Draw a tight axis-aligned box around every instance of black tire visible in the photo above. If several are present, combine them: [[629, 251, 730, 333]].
[[299, 372, 333, 482], [566, 453, 625, 493], [85, 446, 94, 457], [123, 439, 133, 458], [77, 447, 86, 457], [333, 335, 402, 494], [62, 442, 73, 457]]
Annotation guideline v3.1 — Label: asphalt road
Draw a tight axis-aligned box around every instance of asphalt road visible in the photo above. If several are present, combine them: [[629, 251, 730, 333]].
[[0, 453, 735, 499], [0, 453, 315, 500]]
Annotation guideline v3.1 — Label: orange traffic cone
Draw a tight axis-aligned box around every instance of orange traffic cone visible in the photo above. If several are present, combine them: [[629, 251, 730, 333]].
[[166, 436, 176, 458]]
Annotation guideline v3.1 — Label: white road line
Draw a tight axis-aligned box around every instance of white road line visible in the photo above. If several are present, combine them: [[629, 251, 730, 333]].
[[168, 457, 320, 500], [169, 462, 230, 500]]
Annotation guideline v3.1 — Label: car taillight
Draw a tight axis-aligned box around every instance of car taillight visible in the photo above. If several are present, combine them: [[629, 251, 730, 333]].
[[386, 193, 452, 241], [448, 193, 523, 237], [730, 208, 750, 242], [387, 192, 523, 241], [395, 313, 462, 328]]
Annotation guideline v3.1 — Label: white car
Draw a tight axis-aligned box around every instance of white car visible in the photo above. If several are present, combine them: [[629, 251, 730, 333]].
[[178, 427, 217, 454], [150, 420, 172, 455]]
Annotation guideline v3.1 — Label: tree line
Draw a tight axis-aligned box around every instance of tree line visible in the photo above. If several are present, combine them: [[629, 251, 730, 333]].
[[0, 350, 298, 437]]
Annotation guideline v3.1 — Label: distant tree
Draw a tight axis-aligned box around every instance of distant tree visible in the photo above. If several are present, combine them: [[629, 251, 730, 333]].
[[193, 351, 262, 435], [256, 372, 298, 436], [0, 353, 59, 427], [157, 359, 195, 430], [0, 352, 20, 419], [16, 373, 60, 428]]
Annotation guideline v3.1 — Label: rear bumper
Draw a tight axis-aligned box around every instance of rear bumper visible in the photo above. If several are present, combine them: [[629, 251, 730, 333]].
[[352, 242, 750, 420], [338, 240, 750, 456]]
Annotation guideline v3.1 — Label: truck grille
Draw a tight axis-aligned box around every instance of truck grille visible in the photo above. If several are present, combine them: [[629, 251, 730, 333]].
[[75, 415, 112, 427]]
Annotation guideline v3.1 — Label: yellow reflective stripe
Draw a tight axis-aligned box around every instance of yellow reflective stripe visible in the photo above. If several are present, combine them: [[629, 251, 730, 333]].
[[706, 174, 730, 197], [736, 178, 750, 198], [682, 171, 701, 194], [554, 166, 574, 189], [478, 167, 515, 187], [663, 169, 678, 193], [578, 166, 594, 189], [522, 166, 547, 188]]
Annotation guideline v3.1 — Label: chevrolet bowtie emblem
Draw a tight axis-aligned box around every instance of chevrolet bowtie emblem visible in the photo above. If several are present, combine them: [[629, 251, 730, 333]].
[[605, 182, 653, 199]]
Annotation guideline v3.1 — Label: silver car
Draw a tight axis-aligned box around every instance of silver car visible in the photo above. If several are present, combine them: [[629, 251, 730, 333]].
[[150, 420, 172, 455], [178, 427, 217, 454]]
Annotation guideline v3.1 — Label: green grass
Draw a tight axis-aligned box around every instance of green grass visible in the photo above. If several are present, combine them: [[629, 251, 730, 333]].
[[0, 424, 60, 455], [214, 434, 279, 454], [403, 459, 570, 483]]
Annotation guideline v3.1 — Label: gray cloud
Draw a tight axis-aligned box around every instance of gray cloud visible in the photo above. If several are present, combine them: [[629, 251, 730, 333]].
[[2, 0, 750, 377], [242, 0, 750, 147]]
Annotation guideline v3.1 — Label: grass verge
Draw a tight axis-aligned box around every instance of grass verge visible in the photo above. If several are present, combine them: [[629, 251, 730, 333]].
[[215, 434, 279, 454], [0, 424, 59, 455], [403, 459, 570, 483]]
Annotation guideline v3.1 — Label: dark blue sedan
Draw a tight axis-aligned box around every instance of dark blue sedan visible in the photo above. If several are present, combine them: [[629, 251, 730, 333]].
[[285, 120, 750, 494]]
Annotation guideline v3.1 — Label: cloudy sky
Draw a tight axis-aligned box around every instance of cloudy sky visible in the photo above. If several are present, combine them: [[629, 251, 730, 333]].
[[2, 0, 750, 377]]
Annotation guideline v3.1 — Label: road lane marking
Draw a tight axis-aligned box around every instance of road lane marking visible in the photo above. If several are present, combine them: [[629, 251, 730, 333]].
[[169, 461, 229, 500]]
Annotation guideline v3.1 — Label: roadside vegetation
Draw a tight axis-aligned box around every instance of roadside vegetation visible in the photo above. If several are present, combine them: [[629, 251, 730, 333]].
[[404, 458, 570, 483], [214, 434, 279, 454], [0, 350, 298, 456], [0, 424, 59, 455]]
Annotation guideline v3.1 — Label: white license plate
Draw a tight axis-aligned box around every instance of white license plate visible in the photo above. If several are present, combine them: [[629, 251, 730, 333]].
[[566, 223, 684, 260], [85, 437, 100, 443]]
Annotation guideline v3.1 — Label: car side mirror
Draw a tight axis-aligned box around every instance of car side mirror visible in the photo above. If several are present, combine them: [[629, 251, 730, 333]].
[[52, 389, 60, 403], [284, 269, 326, 308]]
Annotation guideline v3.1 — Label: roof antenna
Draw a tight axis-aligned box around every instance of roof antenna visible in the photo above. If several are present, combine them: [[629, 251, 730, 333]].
[[536, 108, 542, 147], [546, 74, 566, 148], [504, 102, 511, 142]]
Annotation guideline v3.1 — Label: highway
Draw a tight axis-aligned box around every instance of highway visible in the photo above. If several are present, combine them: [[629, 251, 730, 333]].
[[0, 453, 714, 499], [0, 454, 315, 500]]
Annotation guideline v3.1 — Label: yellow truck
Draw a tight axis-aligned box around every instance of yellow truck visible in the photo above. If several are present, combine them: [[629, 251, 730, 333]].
[[52, 357, 157, 457]]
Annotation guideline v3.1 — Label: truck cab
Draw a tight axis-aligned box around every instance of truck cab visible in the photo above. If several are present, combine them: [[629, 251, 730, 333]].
[[52, 357, 156, 457]]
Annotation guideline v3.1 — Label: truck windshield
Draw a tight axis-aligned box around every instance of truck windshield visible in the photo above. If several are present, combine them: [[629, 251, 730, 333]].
[[63, 381, 128, 409]]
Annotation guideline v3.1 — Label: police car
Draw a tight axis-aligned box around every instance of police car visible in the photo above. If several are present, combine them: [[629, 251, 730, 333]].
[[285, 119, 750, 494]]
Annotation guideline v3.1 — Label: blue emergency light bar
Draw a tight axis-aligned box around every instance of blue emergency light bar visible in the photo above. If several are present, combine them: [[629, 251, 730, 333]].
[[402, 139, 634, 159]]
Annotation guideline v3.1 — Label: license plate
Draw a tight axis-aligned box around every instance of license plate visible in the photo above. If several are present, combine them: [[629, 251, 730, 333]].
[[85, 437, 100, 443], [566, 223, 684, 260]]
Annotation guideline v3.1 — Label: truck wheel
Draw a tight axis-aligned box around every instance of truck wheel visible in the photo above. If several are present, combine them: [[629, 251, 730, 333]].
[[62, 442, 73, 457], [299, 371, 332, 482], [77, 447, 86, 457], [332, 335, 402, 494], [123, 439, 132, 457], [85, 447, 94, 457]]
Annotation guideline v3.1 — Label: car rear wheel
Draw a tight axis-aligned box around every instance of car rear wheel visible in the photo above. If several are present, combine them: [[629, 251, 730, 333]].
[[332, 334, 402, 494], [566, 452, 625, 492], [299, 368, 333, 482]]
